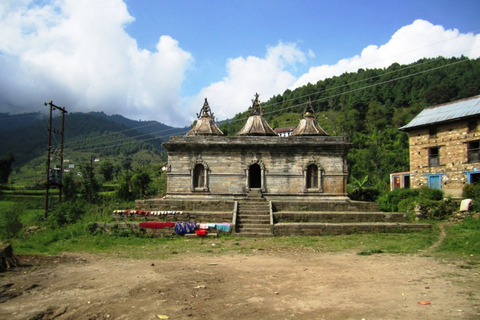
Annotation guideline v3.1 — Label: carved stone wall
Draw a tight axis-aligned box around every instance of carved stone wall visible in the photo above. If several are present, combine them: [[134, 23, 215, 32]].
[[163, 135, 350, 200]]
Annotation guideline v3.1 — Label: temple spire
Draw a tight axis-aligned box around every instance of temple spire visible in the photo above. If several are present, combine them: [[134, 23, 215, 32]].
[[237, 93, 277, 136], [291, 99, 328, 136], [197, 98, 214, 119], [186, 98, 224, 136]]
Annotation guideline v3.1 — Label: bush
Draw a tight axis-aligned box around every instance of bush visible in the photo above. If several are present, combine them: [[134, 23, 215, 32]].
[[47, 200, 88, 228], [462, 183, 480, 212], [378, 188, 419, 212], [378, 187, 455, 220], [415, 198, 456, 220], [0, 204, 24, 239]]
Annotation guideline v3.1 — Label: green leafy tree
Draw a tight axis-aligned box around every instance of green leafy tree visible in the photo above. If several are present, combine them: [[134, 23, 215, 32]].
[[79, 162, 100, 203], [62, 172, 78, 201], [131, 171, 152, 199], [99, 160, 115, 182]]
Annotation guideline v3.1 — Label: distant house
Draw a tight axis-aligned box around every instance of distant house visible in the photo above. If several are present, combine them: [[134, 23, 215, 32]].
[[394, 95, 480, 197], [274, 126, 296, 137]]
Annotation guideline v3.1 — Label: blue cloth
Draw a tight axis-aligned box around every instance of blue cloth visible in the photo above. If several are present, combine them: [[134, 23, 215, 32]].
[[216, 223, 230, 232]]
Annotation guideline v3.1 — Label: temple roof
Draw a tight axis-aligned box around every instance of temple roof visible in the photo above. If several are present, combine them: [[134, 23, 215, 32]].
[[237, 93, 277, 136], [291, 99, 328, 136], [186, 98, 224, 136]]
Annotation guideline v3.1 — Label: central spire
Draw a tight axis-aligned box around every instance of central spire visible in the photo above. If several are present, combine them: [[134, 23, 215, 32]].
[[237, 93, 277, 136]]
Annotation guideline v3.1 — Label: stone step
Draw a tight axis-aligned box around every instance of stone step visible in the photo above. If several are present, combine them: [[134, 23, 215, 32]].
[[238, 216, 269, 221], [237, 223, 270, 228], [274, 212, 407, 223], [234, 232, 273, 237], [273, 222, 431, 236]]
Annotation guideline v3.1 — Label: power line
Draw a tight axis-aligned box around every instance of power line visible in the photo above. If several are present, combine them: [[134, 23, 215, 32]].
[[61, 55, 476, 155]]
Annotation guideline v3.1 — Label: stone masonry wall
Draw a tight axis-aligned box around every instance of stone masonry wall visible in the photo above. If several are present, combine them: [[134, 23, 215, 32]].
[[408, 117, 480, 197], [164, 136, 350, 198]]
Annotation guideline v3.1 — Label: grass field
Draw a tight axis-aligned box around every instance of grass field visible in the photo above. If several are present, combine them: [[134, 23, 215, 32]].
[[1, 192, 479, 265]]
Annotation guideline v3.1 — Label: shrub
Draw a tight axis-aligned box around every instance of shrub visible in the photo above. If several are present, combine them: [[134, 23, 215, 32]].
[[415, 198, 457, 220], [462, 183, 480, 212], [47, 200, 88, 228], [377, 188, 419, 212], [0, 204, 24, 239], [418, 186, 444, 201], [378, 187, 455, 220]]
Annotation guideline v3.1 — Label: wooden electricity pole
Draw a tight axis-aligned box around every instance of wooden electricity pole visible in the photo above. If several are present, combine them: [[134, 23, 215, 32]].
[[44, 101, 67, 218]]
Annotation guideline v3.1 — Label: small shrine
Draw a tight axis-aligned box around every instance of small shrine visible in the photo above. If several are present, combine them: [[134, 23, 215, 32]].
[[162, 93, 350, 201]]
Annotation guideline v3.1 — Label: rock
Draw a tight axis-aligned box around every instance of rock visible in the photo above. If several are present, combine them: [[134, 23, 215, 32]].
[[0, 243, 20, 272]]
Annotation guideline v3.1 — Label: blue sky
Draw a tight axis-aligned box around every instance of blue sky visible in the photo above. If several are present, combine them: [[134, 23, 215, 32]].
[[0, 0, 479, 126]]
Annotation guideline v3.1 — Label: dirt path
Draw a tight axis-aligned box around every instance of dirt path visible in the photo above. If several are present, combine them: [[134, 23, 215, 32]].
[[1, 249, 479, 320]]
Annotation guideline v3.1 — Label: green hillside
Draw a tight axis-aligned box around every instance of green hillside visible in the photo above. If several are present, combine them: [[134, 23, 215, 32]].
[[0, 112, 169, 186]]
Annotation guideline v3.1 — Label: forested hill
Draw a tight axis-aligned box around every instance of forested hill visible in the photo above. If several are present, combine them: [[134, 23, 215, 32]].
[[0, 112, 177, 168], [220, 56, 480, 190]]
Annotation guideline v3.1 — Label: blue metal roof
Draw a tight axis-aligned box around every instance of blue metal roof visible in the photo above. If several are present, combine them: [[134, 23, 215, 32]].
[[399, 95, 480, 131]]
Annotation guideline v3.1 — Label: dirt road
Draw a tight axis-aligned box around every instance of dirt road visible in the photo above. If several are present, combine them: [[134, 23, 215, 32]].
[[1, 248, 479, 320]]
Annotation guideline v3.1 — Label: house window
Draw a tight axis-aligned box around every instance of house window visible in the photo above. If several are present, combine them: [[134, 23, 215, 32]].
[[306, 164, 319, 189], [468, 141, 480, 163], [429, 147, 440, 167], [429, 127, 438, 138], [468, 121, 478, 133]]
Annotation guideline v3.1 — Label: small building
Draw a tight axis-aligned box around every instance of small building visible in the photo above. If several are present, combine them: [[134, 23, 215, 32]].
[[274, 126, 296, 137], [163, 94, 348, 201], [397, 95, 480, 197]]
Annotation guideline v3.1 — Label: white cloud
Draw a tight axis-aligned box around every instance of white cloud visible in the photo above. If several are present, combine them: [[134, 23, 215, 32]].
[[293, 19, 480, 88], [1, 4, 479, 129], [188, 41, 306, 121], [0, 0, 192, 126]]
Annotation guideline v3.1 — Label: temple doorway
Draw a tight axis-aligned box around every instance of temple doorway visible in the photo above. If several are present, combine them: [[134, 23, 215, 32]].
[[249, 163, 261, 189]]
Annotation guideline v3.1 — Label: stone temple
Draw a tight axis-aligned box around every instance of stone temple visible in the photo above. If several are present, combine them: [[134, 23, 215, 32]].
[[163, 94, 349, 201], [133, 94, 430, 236]]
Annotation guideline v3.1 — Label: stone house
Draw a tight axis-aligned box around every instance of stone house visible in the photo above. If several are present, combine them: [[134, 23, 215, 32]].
[[396, 95, 480, 197], [163, 94, 349, 201]]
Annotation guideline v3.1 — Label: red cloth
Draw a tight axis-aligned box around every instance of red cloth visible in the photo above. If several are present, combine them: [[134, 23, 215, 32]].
[[139, 222, 175, 229]]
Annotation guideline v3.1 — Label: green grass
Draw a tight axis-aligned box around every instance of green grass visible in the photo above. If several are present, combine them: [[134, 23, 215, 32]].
[[437, 217, 480, 256], [1, 197, 479, 264]]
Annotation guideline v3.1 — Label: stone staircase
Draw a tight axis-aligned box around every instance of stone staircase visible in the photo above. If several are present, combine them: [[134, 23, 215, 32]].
[[235, 189, 273, 237]]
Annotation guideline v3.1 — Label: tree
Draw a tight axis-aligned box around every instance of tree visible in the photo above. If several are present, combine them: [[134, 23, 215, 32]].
[[131, 172, 152, 199], [0, 152, 14, 184], [62, 172, 78, 201], [79, 162, 100, 203], [99, 160, 115, 182]]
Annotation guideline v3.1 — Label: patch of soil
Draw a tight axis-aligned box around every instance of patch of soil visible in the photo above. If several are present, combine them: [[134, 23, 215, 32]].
[[0, 251, 479, 319]]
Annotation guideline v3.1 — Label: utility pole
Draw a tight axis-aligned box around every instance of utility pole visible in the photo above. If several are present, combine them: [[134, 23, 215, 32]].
[[44, 101, 68, 219]]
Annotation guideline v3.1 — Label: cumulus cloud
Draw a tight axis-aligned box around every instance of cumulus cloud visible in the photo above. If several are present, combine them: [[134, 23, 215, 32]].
[[188, 42, 306, 121], [1, 3, 479, 129], [293, 19, 480, 88], [0, 0, 192, 126]]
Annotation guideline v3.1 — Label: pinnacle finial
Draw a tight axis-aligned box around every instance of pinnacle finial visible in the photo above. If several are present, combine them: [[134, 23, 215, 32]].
[[196, 98, 214, 119], [303, 98, 315, 118], [250, 93, 262, 115]]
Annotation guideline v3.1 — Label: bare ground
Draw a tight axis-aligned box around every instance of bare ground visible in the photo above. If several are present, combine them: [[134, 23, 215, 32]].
[[1, 241, 479, 320]]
